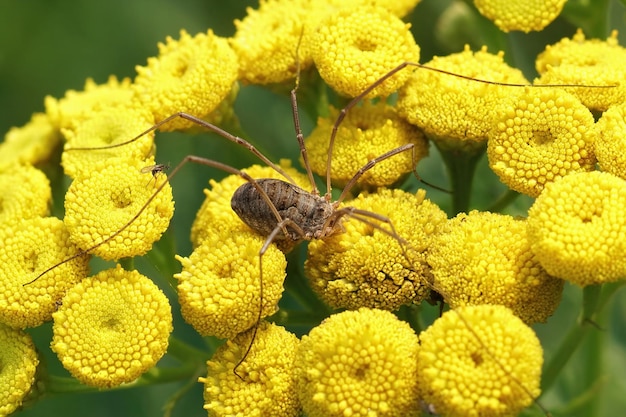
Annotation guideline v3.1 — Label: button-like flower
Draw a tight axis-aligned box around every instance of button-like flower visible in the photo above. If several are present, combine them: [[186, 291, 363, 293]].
[[398, 46, 528, 149], [310, 6, 420, 98], [0, 217, 89, 328], [175, 226, 286, 339], [427, 211, 563, 324], [295, 307, 421, 417], [133, 29, 238, 131], [417, 305, 543, 417], [474, 0, 566, 33], [594, 101, 626, 180], [0, 112, 60, 172], [487, 86, 597, 197], [535, 30, 626, 111], [305, 189, 447, 311], [63, 157, 174, 260], [304, 101, 428, 189], [51, 265, 172, 388], [0, 323, 39, 416], [0, 164, 51, 225], [527, 171, 626, 286], [200, 322, 300, 417]]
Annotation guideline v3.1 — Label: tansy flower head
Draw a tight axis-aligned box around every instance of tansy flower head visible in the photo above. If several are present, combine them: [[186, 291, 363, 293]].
[[0, 164, 51, 225], [0, 112, 60, 172], [527, 171, 626, 286], [487, 86, 597, 197], [398, 46, 528, 149], [231, 0, 314, 85], [295, 307, 420, 417], [427, 211, 563, 325], [310, 6, 420, 98], [200, 322, 300, 417], [305, 189, 447, 311], [473, 0, 566, 33], [60, 104, 155, 179], [51, 265, 172, 388], [191, 161, 310, 249], [417, 305, 543, 417], [175, 227, 286, 339], [304, 101, 428, 189], [0, 324, 39, 416], [45, 76, 137, 131], [535, 30, 626, 111], [595, 102, 626, 179], [0, 217, 89, 328], [63, 156, 174, 260], [133, 29, 238, 131]]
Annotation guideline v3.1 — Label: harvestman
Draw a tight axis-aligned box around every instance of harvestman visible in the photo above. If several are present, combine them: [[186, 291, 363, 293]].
[[28, 60, 610, 414]]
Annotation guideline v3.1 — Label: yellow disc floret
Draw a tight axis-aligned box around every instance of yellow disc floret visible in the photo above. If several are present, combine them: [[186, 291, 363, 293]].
[[0, 217, 89, 328], [487, 86, 597, 197], [304, 101, 428, 189], [64, 157, 174, 260], [310, 6, 420, 98], [295, 307, 420, 417], [427, 211, 563, 324], [398, 46, 528, 148], [305, 189, 447, 310], [51, 265, 172, 388], [133, 29, 238, 131], [0, 112, 60, 172], [175, 226, 286, 339], [594, 101, 626, 180], [0, 324, 39, 416], [474, 0, 565, 33], [535, 30, 626, 112], [417, 305, 543, 417], [200, 322, 300, 417], [0, 164, 51, 224], [527, 171, 626, 286]]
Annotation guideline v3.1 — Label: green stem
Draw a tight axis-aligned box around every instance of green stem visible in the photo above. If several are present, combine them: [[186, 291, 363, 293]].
[[487, 188, 521, 213], [166, 334, 211, 364]]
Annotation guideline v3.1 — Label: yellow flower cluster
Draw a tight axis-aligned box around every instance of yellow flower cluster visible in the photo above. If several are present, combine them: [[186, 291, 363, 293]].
[[0, 163, 50, 224], [474, 0, 566, 33], [295, 308, 421, 417], [487, 86, 597, 197], [305, 189, 447, 310], [595, 102, 626, 179], [527, 171, 626, 286], [427, 211, 564, 324], [51, 265, 172, 388], [200, 322, 300, 417], [0, 112, 59, 171], [304, 101, 428, 189], [417, 305, 543, 417]]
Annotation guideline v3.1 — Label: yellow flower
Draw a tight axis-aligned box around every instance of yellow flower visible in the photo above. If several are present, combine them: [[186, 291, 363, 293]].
[[0, 217, 89, 328], [324, 0, 421, 18], [417, 305, 543, 417], [63, 157, 174, 260], [200, 322, 300, 417], [310, 6, 420, 98], [51, 265, 172, 388], [535, 30, 626, 112], [45, 76, 137, 131], [61, 105, 155, 179], [295, 308, 420, 417], [175, 226, 286, 339], [191, 161, 311, 249], [0, 112, 60, 172], [304, 101, 428, 189], [133, 29, 238, 131], [231, 0, 314, 85], [0, 323, 39, 416], [595, 102, 626, 179], [427, 211, 563, 325], [473, 0, 565, 33], [398, 46, 528, 149], [305, 189, 447, 311], [0, 164, 51, 224], [487, 86, 597, 197], [527, 171, 626, 286]]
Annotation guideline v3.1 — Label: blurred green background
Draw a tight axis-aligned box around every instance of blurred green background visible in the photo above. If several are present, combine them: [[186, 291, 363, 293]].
[[2, 0, 626, 416]]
